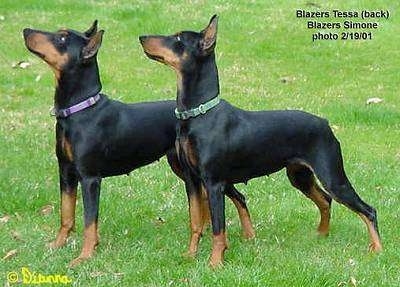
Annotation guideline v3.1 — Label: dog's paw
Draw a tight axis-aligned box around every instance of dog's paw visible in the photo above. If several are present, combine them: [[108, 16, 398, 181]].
[[243, 230, 256, 240], [316, 229, 329, 237], [209, 257, 224, 269], [182, 250, 197, 259], [47, 239, 66, 249], [68, 256, 90, 268], [368, 242, 383, 253]]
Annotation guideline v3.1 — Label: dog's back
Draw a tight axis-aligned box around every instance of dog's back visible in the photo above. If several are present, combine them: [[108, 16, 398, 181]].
[[187, 100, 334, 182]]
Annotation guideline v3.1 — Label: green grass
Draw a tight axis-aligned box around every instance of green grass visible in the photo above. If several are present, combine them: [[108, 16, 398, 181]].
[[1, 0, 399, 286]]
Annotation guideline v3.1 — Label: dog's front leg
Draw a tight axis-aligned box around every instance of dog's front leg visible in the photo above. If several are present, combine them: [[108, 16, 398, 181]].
[[48, 161, 78, 249], [69, 176, 101, 267], [183, 173, 204, 257], [204, 180, 227, 268]]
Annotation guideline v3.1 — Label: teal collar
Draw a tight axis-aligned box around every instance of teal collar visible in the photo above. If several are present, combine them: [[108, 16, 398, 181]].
[[175, 95, 220, 120]]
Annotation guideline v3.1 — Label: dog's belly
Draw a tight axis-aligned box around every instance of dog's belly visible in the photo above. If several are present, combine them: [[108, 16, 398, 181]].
[[99, 155, 162, 177], [78, 143, 170, 178], [214, 154, 287, 184]]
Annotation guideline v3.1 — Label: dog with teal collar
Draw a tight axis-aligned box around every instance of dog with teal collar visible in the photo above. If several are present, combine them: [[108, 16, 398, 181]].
[[140, 15, 382, 267]]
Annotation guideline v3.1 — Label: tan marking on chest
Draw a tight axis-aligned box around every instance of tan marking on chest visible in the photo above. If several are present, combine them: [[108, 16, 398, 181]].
[[61, 136, 73, 162], [181, 138, 198, 167]]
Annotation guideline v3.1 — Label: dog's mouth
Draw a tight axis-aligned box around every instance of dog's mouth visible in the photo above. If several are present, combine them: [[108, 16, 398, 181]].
[[145, 51, 165, 64], [25, 43, 50, 64], [23, 32, 47, 60], [27, 46, 46, 59], [140, 36, 169, 65]]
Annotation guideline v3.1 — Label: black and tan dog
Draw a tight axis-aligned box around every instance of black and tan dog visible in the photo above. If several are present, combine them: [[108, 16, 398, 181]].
[[140, 15, 382, 267], [23, 21, 254, 266]]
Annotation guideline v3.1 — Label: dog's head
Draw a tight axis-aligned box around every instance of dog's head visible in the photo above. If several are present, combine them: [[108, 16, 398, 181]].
[[139, 15, 218, 74], [23, 21, 104, 79]]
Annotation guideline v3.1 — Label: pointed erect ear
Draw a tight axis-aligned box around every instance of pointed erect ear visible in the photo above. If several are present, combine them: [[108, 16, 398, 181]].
[[200, 14, 218, 54], [82, 30, 104, 60], [84, 20, 98, 38]]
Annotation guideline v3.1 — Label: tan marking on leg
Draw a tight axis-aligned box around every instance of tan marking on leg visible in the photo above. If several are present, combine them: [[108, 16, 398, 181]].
[[200, 185, 211, 230], [286, 164, 330, 236], [358, 213, 382, 252], [81, 221, 99, 256], [48, 188, 77, 249], [186, 193, 203, 257], [230, 196, 255, 239], [209, 231, 227, 268], [308, 185, 331, 236], [69, 221, 99, 267]]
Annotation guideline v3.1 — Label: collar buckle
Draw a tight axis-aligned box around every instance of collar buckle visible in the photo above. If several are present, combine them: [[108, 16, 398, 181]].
[[49, 107, 56, 117], [198, 104, 206, 114]]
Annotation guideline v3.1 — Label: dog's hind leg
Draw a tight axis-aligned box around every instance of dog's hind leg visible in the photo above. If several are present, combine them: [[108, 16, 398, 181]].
[[167, 150, 254, 239], [225, 185, 255, 239], [308, 138, 382, 252], [286, 163, 331, 236]]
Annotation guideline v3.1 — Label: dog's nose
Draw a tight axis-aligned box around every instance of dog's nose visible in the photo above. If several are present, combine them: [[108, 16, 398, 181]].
[[139, 35, 148, 44], [23, 28, 34, 39]]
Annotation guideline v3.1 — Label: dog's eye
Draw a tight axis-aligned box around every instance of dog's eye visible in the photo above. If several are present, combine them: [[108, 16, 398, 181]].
[[56, 34, 67, 45]]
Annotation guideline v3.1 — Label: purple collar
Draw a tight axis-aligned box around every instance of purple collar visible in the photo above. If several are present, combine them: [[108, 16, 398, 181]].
[[52, 93, 101, 118]]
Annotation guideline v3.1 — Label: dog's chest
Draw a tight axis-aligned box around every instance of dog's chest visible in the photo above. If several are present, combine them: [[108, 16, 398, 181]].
[[178, 136, 198, 168], [56, 124, 74, 162], [60, 135, 73, 162]]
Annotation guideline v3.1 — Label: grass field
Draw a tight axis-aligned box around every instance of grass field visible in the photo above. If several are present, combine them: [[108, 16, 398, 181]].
[[1, 1, 399, 286]]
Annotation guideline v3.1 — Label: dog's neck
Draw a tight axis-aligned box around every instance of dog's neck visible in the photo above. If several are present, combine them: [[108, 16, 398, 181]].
[[54, 59, 102, 110], [176, 53, 219, 111]]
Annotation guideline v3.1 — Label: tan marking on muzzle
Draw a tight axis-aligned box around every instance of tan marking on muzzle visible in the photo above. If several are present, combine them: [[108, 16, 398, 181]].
[[142, 37, 181, 70], [25, 33, 69, 79]]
